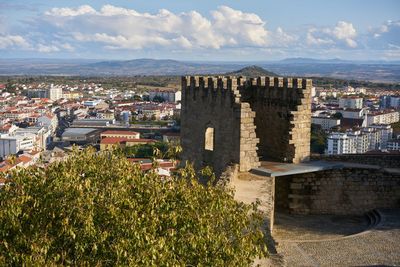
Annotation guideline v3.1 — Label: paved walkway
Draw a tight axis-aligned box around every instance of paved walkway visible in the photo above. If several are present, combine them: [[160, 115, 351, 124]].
[[232, 173, 400, 266], [274, 209, 400, 266]]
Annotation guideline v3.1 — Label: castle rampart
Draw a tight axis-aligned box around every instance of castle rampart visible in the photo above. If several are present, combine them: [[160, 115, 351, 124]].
[[180, 75, 312, 176]]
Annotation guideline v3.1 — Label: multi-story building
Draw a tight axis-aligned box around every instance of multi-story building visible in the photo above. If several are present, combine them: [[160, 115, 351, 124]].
[[390, 96, 400, 109], [327, 124, 394, 154], [0, 134, 35, 158], [387, 140, 400, 151], [312, 116, 340, 130], [148, 90, 181, 103], [37, 114, 58, 135], [339, 97, 363, 109], [327, 133, 356, 155], [367, 124, 393, 149], [100, 130, 140, 140], [380, 96, 400, 109], [338, 108, 367, 119], [48, 85, 63, 101], [26, 89, 48, 99], [366, 110, 399, 126]]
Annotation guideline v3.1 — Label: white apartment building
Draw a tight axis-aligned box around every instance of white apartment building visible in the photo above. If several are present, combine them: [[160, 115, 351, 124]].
[[339, 97, 363, 109], [387, 140, 400, 151], [389, 97, 400, 109], [367, 124, 393, 149], [37, 114, 58, 135], [327, 124, 393, 154], [312, 116, 340, 130], [15, 126, 50, 151], [338, 108, 367, 119], [148, 90, 182, 103], [327, 133, 356, 155], [49, 85, 63, 101], [348, 131, 369, 154], [366, 111, 399, 126], [83, 100, 101, 107], [0, 134, 35, 158]]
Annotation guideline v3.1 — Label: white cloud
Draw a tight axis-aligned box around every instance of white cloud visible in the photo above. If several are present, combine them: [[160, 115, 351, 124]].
[[367, 20, 400, 49], [0, 34, 30, 49], [306, 29, 334, 46], [211, 6, 268, 47], [37, 44, 60, 53], [42, 5, 269, 50], [332, 21, 357, 48], [305, 21, 358, 48], [45, 5, 96, 16]]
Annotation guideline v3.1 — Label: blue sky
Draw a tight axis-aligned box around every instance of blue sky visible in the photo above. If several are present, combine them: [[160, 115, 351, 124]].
[[0, 0, 399, 60]]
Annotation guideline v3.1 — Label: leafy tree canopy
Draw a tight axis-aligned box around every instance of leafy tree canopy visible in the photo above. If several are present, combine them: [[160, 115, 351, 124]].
[[0, 148, 267, 266]]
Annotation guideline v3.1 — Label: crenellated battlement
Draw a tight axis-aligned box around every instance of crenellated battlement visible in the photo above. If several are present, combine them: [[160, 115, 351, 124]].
[[182, 76, 312, 91]]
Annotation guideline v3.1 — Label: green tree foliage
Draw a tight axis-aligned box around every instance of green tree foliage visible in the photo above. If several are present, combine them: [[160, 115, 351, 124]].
[[0, 148, 267, 266], [122, 142, 170, 158], [311, 124, 328, 154]]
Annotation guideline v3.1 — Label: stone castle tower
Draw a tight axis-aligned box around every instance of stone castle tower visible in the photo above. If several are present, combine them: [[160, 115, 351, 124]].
[[180, 76, 312, 176]]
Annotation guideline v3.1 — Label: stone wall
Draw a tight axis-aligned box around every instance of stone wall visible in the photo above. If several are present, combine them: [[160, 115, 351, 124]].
[[180, 76, 260, 176], [276, 168, 400, 215], [180, 75, 312, 177], [239, 77, 312, 163], [311, 154, 400, 168]]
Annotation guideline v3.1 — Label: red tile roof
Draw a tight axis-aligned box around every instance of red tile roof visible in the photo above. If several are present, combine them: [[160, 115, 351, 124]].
[[101, 130, 139, 135], [18, 155, 32, 164], [100, 137, 153, 145]]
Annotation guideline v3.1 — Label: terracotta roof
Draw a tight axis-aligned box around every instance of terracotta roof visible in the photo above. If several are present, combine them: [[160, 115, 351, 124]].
[[101, 137, 153, 145], [0, 164, 12, 172], [101, 130, 139, 136], [18, 155, 32, 164]]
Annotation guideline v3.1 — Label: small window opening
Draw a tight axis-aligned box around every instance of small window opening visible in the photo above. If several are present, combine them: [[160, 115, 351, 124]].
[[205, 127, 214, 151]]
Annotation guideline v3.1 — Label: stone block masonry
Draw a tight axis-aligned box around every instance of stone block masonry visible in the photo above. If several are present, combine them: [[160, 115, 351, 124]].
[[180, 76, 312, 177], [276, 168, 400, 215]]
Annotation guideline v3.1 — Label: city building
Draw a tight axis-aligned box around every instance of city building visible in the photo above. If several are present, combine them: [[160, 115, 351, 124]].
[[148, 89, 181, 103], [380, 95, 400, 109], [327, 133, 356, 155], [312, 115, 340, 130], [327, 124, 393, 154], [71, 118, 114, 127], [48, 85, 63, 101], [366, 110, 399, 126], [338, 108, 367, 119], [83, 100, 102, 107], [387, 140, 400, 151], [61, 128, 101, 144], [101, 130, 140, 139], [339, 97, 363, 109], [0, 134, 35, 158]]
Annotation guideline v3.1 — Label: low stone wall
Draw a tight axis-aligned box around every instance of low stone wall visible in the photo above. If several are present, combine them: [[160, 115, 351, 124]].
[[277, 168, 400, 215], [311, 154, 400, 168]]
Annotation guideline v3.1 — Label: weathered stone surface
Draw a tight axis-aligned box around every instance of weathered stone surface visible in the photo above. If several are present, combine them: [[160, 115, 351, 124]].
[[276, 167, 400, 215], [180, 76, 312, 177]]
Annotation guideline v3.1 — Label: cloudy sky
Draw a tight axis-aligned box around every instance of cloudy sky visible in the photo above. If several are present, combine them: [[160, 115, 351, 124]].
[[0, 0, 399, 61]]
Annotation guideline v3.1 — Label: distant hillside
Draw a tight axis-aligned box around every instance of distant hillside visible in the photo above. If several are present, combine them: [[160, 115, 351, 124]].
[[0, 58, 399, 83], [65, 59, 245, 76], [226, 65, 278, 77]]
